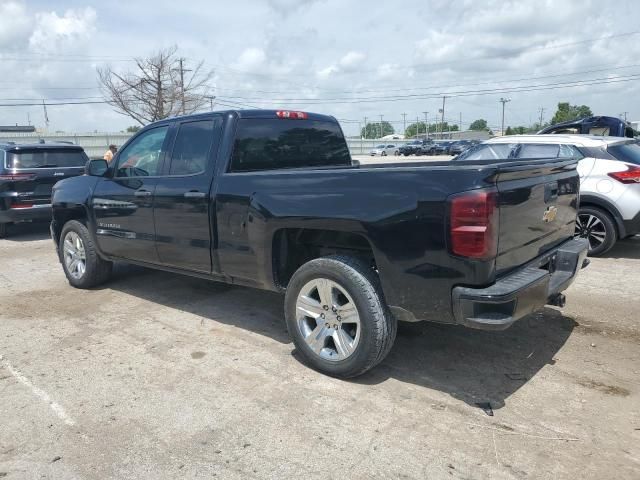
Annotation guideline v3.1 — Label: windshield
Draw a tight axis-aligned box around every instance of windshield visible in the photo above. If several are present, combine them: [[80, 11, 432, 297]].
[[375, 144, 385, 148], [455, 144, 514, 160], [608, 142, 640, 165], [6, 149, 88, 169]]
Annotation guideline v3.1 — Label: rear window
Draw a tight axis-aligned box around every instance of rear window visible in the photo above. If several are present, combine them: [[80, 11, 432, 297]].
[[6, 149, 88, 169], [230, 119, 351, 172], [608, 142, 640, 165]]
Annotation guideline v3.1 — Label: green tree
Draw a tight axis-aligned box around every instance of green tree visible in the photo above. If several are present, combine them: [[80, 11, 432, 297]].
[[361, 121, 394, 139], [505, 126, 514, 135], [126, 125, 141, 133], [405, 121, 427, 138], [550, 102, 593, 125], [428, 121, 454, 133], [469, 119, 488, 131]]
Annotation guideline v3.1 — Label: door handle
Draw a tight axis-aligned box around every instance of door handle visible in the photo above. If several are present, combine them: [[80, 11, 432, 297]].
[[184, 191, 206, 199], [134, 189, 152, 197]]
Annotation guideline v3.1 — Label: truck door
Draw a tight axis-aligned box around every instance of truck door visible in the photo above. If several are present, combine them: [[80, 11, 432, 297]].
[[153, 117, 222, 273], [92, 125, 171, 263]]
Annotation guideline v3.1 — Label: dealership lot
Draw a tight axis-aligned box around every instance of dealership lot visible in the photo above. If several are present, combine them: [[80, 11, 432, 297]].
[[0, 223, 638, 479]]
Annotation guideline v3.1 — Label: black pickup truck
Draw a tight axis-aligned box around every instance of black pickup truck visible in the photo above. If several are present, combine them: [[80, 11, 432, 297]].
[[51, 109, 588, 378]]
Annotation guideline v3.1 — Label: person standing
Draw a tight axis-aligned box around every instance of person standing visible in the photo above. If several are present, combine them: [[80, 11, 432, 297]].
[[103, 144, 118, 163]]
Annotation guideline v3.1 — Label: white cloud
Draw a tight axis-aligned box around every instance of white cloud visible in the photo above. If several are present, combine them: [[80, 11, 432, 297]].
[[338, 51, 366, 70], [29, 7, 97, 52], [0, 1, 31, 50], [233, 47, 267, 72]]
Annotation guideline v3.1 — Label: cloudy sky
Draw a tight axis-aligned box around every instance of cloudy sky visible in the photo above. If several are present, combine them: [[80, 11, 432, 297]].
[[1, 0, 639, 135]]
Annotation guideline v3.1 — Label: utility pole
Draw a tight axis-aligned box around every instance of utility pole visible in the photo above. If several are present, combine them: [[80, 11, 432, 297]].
[[177, 58, 193, 115], [402, 113, 407, 137], [423, 111, 429, 139], [538, 107, 545, 128], [42, 99, 49, 130], [500, 98, 511, 136], [621, 112, 628, 122], [459, 112, 462, 134], [416, 116, 420, 138], [363, 116, 368, 139], [379, 114, 384, 139], [440, 96, 446, 138]]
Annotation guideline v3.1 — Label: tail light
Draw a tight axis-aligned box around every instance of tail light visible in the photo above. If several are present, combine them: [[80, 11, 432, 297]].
[[276, 110, 308, 119], [10, 202, 34, 209], [0, 173, 36, 181], [449, 189, 498, 260], [607, 165, 640, 184]]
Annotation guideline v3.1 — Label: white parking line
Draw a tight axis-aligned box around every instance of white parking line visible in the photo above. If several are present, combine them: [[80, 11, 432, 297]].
[[0, 355, 76, 426]]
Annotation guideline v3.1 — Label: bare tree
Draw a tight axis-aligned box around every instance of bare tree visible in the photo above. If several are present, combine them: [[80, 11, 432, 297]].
[[97, 46, 214, 126]]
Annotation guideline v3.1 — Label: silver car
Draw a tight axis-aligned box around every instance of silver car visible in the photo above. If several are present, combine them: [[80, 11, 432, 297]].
[[455, 135, 640, 256], [369, 144, 399, 156]]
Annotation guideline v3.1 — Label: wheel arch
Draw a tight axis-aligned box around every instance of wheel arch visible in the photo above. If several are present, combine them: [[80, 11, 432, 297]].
[[579, 194, 626, 238]]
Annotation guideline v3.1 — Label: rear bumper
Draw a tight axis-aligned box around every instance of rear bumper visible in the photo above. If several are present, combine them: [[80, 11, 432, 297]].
[[452, 238, 589, 331], [0, 204, 52, 224]]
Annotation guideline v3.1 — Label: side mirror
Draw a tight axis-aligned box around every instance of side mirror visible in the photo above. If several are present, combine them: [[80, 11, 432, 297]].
[[85, 159, 109, 177]]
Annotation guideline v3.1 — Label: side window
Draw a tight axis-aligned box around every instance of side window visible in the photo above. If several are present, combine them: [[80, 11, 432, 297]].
[[168, 119, 216, 176], [559, 144, 583, 159], [115, 126, 169, 177], [517, 144, 560, 159]]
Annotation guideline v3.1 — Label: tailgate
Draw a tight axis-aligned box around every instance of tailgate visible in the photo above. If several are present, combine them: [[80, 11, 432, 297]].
[[495, 158, 579, 275]]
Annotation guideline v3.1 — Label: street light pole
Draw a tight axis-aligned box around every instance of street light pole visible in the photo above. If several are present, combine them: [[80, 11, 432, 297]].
[[500, 98, 511, 135], [402, 113, 407, 137], [379, 114, 384, 139]]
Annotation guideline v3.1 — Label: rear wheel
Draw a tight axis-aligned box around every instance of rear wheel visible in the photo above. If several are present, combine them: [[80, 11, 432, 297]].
[[381, 151, 387, 156], [575, 206, 617, 256], [284, 255, 396, 378], [59, 220, 113, 288], [0, 223, 7, 238]]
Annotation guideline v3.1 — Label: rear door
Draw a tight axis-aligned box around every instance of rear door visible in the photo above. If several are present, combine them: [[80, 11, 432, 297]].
[[3, 148, 86, 208], [495, 146, 580, 274], [92, 125, 171, 263], [153, 117, 222, 272]]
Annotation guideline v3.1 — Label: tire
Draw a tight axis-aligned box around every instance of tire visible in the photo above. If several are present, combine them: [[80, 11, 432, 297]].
[[381, 151, 387, 156], [0, 223, 7, 239], [59, 220, 113, 288], [394, 150, 399, 156], [575, 206, 617, 256], [284, 255, 397, 378]]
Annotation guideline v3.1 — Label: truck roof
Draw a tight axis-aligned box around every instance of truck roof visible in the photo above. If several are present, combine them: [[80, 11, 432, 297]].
[[151, 109, 339, 125]]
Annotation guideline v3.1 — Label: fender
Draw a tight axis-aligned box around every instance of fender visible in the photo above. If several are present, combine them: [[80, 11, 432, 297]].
[[51, 175, 106, 257]]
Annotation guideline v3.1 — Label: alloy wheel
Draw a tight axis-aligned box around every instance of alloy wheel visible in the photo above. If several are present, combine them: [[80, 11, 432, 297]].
[[575, 213, 607, 251], [63, 231, 87, 279], [295, 278, 361, 361]]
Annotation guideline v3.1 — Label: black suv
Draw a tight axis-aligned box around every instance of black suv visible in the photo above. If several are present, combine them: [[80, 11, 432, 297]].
[[0, 141, 88, 237]]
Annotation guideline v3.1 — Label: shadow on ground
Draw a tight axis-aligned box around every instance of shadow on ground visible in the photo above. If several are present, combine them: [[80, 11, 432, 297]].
[[105, 264, 575, 410], [0, 222, 51, 242], [600, 235, 640, 260]]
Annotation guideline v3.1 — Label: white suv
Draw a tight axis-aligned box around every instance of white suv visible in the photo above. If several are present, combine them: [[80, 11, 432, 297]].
[[455, 135, 640, 256]]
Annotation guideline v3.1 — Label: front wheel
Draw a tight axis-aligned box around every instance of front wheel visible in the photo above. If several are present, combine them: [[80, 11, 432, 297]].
[[0, 222, 7, 239], [59, 220, 113, 288], [284, 255, 397, 378], [575, 207, 617, 256]]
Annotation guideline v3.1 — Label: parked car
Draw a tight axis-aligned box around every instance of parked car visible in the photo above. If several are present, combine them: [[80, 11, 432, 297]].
[[369, 144, 398, 156], [414, 140, 435, 155], [397, 140, 422, 156], [454, 134, 640, 256], [51, 110, 588, 378], [0, 141, 88, 238], [538, 116, 635, 138], [449, 140, 473, 155], [432, 141, 454, 155]]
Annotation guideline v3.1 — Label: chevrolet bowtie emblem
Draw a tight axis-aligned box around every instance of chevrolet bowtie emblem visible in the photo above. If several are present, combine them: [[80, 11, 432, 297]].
[[542, 206, 558, 223]]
